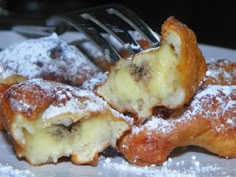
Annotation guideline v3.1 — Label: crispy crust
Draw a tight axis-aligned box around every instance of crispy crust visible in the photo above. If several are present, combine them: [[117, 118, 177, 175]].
[[161, 16, 207, 101], [0, 79, 130, 165], [0, 65, 27, 130], [117, 58, 236, 166], [118, 85, 236, 166], [1, 16, 234, 168], [0, 34, 100, 85], [204, 59, 236, 86], [0, 84, 11, 130], [96, 16, 207, 121]]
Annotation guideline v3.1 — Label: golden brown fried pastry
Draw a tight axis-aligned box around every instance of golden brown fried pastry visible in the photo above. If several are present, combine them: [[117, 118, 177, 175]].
[[0, 34, 100, 85], [0, 84, 10, 130], [0, 65, 27, 130], [96, 16, 207, 121], [118, 85, 236, 166], [0, 78, 131, 165], [204, 59, 236, 86]]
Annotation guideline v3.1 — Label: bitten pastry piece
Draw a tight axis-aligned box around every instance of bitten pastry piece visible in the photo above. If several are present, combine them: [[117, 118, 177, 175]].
[[0, 33, 100, 85], [0, 65, 26, 130], [0, 79, 131, 165], [97, 16, 207, 120], [118, 85, 236, 166], [204, 59, 236, 86]]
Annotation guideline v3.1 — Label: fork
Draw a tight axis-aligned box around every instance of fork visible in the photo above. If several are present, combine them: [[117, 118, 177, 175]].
[[13, 4, 160, 63]]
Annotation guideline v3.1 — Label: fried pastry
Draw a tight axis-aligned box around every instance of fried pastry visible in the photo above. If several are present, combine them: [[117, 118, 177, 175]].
[[0, 84, 10, 130], [0, 65, 27, 130], [118, 85, 236, 166], [0, 33, 100, 85], [0, 78, 131, 165], [204, 59, 236, 86], [96, 16, 207, 120]]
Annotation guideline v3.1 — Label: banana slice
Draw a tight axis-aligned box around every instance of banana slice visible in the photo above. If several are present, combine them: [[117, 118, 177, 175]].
[[0, 78, 130, 165], [96, 16, 207, 120]]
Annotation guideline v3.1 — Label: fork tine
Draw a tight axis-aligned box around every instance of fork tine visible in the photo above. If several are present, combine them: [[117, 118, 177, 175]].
[[107, 4, 160, 48], [82, 11, 142, 54], [46, 4, 160, 63], [83, 10, 143, 53], [47, 15, 121, 63], [81, 13, 140, 55]]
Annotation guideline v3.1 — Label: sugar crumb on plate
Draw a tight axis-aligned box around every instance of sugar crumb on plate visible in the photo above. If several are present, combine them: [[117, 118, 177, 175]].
[[0, 163, 36, 177], [99, 156, 228, 177]]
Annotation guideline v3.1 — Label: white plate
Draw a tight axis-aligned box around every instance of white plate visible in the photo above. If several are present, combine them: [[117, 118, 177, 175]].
[[0, 31, 236, 177]]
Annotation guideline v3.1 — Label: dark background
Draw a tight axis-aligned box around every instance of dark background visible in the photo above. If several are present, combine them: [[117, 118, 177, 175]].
[[1, 0, 236, 49]]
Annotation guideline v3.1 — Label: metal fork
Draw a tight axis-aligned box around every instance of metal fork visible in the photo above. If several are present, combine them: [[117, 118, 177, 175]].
[[13, 4, 160, 63], [46, 4, 160, 62]]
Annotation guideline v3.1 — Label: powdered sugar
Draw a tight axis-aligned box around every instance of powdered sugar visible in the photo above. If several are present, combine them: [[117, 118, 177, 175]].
[[0, 163, 35, 177], [186, 86, 236, 131], [206, 59, 236, 85], [40, 81, 133, 124], [81, 72, 108, 91], [10, 78, 109, 121], [99, 155, 228, 177], [0, 64, 16, 81], [133, 85, 236, 135], [41, 88, 108, 120], [0, 33, 100, 84], [7, 78, 132, 124], [10, 99, 33, 114], [132, 116, 175, 135]]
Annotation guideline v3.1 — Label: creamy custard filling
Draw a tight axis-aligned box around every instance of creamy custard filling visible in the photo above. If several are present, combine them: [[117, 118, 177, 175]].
[[13, 115, 128, 165], [97, 44, 182, 119]]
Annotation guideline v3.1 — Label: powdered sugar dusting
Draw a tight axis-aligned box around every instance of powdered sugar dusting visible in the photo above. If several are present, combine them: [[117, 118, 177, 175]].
[[41, 88, 107, 120], [174, 85, 236, 130], [206, 59, 236, 85], [0, 64, 16, 81], [99, 156, 228, 177], [8, 78, 132, 124], [0, 33, 100, 84], [133, 85, 236, 135], [16, 78, 109, 120], [10, 99, 33, 114], [132, 116, 175, 135], [81, 72, 108, 91], [185, 86, 236, 130], [0, 163, 35, 177], [40, 81, 133, 124]]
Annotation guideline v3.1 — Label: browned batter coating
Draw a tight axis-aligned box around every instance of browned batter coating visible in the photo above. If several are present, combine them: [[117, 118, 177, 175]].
[[117, 58, 236, 166], [204, 59, 236, 86], [118, 85, 236, 166], [0, 78, 130, 165], [0, 65, 27, 130], [96, 16, 207, 121]]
